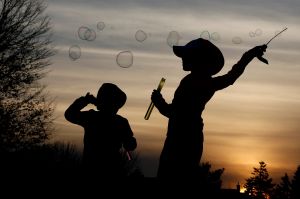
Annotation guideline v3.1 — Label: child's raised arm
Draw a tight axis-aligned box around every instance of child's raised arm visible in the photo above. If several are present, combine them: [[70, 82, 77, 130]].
[[213, 45, 267, 91], [64, 92, 96, 125]]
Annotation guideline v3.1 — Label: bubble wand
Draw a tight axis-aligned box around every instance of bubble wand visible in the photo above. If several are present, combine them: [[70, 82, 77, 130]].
[[144, 78, 166, 120], [266, 27, 288, 45], [257, 27, 288, 64]]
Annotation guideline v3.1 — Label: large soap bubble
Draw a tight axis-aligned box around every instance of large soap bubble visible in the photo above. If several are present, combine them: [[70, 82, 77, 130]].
[[116, 51, 133, 68], [69, 45, 81, 61], [135, 30, 147, 42], [167, 31, 180, 47]]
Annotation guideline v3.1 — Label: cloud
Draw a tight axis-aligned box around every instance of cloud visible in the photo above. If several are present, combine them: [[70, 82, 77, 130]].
[[48, 0, 300, 24]]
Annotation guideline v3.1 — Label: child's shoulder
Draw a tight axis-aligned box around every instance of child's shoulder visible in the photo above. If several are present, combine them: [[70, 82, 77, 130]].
[[115, 114, 127, 120], [115, 114, 130, 124]]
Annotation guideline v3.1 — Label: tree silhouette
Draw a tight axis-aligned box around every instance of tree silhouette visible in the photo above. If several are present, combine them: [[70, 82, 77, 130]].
[[291, 165, 300, 199], [272, 173, 292, 199], [198, 161, 225, 191], [0, 0, 54, 152], [244, 161, 275, 199]]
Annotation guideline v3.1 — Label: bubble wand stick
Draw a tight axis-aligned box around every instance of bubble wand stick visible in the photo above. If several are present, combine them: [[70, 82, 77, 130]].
[[257, 27, 288, 64], [144, 78, 166, 120], [266, 27, 288, 45]]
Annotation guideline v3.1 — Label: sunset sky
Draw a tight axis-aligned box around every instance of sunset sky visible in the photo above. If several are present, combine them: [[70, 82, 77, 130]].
[[44, 0, 300, 188]]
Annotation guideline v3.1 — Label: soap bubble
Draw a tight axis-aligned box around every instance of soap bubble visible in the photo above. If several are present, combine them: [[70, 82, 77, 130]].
[[255, 28, 263, 36], [84, 28, 96, 41], [69, 45, 81, 61], [135, 30, 147, 42], [97, 22, 105, 31], [232, 36, 243, 44], [210, 32, 221, 41], [167, 31, 180, 47], [78, 26, 96, 41], [200, 31, 210, 40], [78, 26, 89, 40], [116, 51, 133, 68]]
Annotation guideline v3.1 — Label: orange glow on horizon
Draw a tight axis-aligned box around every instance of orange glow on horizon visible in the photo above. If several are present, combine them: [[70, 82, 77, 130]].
[[240, 187, 246, 193]]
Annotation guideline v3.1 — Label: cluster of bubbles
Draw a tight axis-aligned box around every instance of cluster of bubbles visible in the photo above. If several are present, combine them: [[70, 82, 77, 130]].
[[78, 26, 97, 41], [249, 28, 263, 38], [69, 21, 106, 61], [68, 22, 185, 68], [70, 23, 269, 67], [199, 31, 221, 42], [231, 28, 263, 45], [68, 21, 140, 68]]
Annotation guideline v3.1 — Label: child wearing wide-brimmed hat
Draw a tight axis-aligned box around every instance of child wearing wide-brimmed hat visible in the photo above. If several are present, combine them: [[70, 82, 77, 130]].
[[152, 38, 267, 179]]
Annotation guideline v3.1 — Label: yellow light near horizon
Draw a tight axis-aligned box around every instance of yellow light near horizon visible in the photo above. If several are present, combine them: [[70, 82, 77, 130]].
[[240, 187, 246, 193]]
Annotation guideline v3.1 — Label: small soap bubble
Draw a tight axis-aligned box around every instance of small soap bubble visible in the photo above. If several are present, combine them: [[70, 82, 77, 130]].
[[167, 31, 180, 47], [116, 51, 133, 68], [135, 30, 147, 42], [232, 36, 243, 44], [69, 45, 81, 61], [249, 31, 256, 37], [255, 28, 263, 36], [210, 32, 221, 41], [200, 31, 210, 40], [97, 21, 105, 31]]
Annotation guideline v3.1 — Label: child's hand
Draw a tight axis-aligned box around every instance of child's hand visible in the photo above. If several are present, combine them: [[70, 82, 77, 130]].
[[85, 92, 97, 105], [151, 89, 163, 105], [247, 45, 267, 58]]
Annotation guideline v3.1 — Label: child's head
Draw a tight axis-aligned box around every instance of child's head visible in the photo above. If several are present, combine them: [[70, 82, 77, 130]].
[[173, 38, 224, 76], [96, 83, 127, 114]]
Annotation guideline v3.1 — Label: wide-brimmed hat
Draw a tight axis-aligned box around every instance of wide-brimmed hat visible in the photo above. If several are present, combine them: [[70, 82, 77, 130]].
[[173, 38, 224, 75]]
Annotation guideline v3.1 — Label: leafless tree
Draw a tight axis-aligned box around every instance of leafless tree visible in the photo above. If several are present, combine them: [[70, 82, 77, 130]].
[[0, 0, 55, 152]]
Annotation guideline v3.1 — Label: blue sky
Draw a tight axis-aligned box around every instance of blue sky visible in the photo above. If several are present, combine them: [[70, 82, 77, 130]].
[[44, 0, 300, 188]]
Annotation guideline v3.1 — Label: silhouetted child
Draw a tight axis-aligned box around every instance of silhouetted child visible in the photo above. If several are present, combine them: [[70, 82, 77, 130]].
[[152, 38, 267, 179], [65, 83, 137, 178]]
